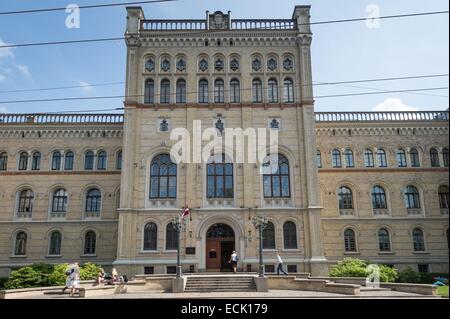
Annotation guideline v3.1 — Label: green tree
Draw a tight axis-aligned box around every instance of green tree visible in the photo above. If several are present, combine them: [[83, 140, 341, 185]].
[[329, 258, 398, 282], [4, 267, 49, 289], [80, 262, 102, 280]]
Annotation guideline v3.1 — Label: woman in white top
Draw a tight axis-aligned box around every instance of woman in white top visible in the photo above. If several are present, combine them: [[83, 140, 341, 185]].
[[229, 251, 239, 273]]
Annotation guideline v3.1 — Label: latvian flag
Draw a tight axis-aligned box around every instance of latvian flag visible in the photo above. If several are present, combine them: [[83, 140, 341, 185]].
[[179, 206, 190, 219]]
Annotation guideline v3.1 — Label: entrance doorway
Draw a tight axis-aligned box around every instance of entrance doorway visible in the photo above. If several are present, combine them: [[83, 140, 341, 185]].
[[205, 223, 235, 272]]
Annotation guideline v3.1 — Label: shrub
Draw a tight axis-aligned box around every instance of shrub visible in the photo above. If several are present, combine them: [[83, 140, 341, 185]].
[[0, 278, 8, 289], [80, 262, 102, 281], [48, 264, 70, 286], [397, 267, 422, 283], [329, 258, 369, 278], [329, 258, 398, 282], [4, 267, 49, 289], [397, 268, 449, 284]]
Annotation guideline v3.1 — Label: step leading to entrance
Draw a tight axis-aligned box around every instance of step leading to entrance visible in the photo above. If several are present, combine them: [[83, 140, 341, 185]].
[[185, 275, 257, 293]]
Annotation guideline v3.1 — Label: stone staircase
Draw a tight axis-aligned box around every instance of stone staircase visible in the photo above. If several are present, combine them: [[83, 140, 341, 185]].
[[184, 275, 257, 293]]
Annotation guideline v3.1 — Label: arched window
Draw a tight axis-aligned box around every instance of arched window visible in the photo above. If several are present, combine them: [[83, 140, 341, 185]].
[[338, 187, 353, 209], [51, 151, 62, 170], [31, 152, 41, 170], [230, 79, 240, 103], [48, 231, 62, 255], [439, 185, 449, 209], [332, 149, 342, 168], [18, 152, 28, 170], [84, 151, 94, 170], [364, 149, 374, 167], [160, 79, 170, 104], [430, 148, 440, 167], [377, 149, 387, 167], [268, 78, 278, 103], [316, 150, 322, 168], [144, 79, 155, 104], [214, 79, 225, 103], [252, 79, 263, 103], [283, 221, 297, 249], [412, 228, 426, 252], [443, 148, 449, 167], [410, 148, 420, 167], [64, 151, 74, 170], [85, 189, 101, 213], [378, 228, 391, 252], [150, 154, 177, 199], [52, 189, 68, 213], [404, 185, 420, 209], [344, 149, 354, 168], [207, 154, 233, 198], [116, 151, 122, 170], [396, 149, 407, 167], [143, 222, 157, 251], [18, 189, 34, 214], [344, 228, 356, 252], [283, 78, 295, 103], [262, 221, 276, 249], [176, 79, 186, 104], [198, 79, 209, 103], [84, 231, 96, 255], [14, 232, 27, 255], [0, 152, 7, 171], [97, 151, 107, 170], [166, 223, 178, 250], [372, 186, 387, 209], [262, 154, 290, 198]]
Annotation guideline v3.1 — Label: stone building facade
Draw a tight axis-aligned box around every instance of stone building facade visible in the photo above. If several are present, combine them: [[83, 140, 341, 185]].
[[0, 7, 448, 277]]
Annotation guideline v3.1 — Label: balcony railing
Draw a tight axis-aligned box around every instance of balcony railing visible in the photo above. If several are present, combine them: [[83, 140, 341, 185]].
[[231, 19, 297, 30], [1, 111, 448, 125], [140, 19, 297, 31], [0, 113, 124, 124], [141, 19, 207, 31], [315, 111, 449, 122]]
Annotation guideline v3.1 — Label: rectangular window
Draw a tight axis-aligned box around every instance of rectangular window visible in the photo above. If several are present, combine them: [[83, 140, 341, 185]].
[[418, 264, 429, 273], [144, 266, 154, 275], [287, 265, 297, 273], [166, 266, 177, 274], [264, 265, 275, 273]]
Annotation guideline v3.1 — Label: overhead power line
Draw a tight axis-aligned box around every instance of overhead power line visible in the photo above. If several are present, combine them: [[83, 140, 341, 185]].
[[1, 74, 446, 95], [0, 0, 179, 16], [314, 87, 449, 99], [0, 11, 448, 49], [0, 82, 125, 94], [0, 86, 447, 104]]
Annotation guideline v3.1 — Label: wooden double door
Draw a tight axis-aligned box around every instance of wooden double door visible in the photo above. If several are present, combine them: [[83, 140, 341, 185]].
[[205, 223, 236, 272], [206, 238, 235, 272]]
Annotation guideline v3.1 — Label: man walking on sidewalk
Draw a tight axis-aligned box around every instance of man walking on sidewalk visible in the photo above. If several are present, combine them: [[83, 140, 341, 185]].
[[276, 251, 288, 275]]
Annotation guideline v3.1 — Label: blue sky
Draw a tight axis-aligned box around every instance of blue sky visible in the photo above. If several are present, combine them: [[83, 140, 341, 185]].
[[0, 0, 448, 114]]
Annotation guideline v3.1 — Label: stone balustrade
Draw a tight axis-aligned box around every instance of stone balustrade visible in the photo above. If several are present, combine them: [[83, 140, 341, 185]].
[[315, 111, 449, 122], [0, 113, 124, 124]]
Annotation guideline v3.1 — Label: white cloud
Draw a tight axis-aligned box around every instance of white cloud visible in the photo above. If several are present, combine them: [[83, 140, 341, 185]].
[[79, 81, 93, 91], [0, 73, 5, 82], [0, 39, 14, 60], [372, 98, 419, 112], [16, 64, 32, 80]]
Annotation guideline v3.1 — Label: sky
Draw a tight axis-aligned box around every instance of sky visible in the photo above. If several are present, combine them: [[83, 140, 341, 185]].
[[0, 0, 448, 114]]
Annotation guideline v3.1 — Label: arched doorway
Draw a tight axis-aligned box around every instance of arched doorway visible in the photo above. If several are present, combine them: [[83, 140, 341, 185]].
[[206, 223, 235, 272]]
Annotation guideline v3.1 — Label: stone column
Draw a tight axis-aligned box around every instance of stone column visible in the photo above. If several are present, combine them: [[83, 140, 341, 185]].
[[293, 5, 328, 276]]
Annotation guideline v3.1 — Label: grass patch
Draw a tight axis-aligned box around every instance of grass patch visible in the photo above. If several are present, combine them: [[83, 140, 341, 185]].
[[437, 286, 449, 297]]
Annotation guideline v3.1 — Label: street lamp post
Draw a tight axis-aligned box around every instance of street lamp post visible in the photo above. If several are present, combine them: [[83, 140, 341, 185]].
[[171, 217, 184, 279], [252, 215, 268, 278]]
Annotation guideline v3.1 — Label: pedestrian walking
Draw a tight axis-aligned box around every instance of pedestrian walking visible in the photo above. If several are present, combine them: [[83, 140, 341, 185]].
[[68, 262, 80, 297], [229, 250, 239, 273], [276, 251, 288, 275]]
